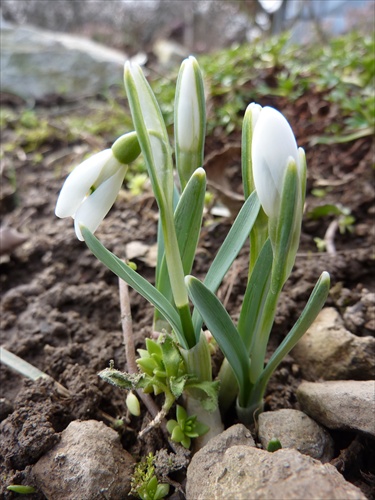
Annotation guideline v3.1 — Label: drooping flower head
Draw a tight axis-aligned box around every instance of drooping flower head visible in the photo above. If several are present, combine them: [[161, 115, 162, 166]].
[[55, 132, 140, 240]]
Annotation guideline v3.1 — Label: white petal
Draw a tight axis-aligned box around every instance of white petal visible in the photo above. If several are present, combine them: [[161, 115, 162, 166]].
[[177, 57, 200, 151], [74, 165, 127, 240], [252, 107, 299, 217], [247, 102, 262, 130], [55, 149, 113, 218]]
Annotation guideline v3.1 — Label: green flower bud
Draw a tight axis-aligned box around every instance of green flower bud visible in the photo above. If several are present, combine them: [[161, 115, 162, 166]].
[[111, 131, 141, 165]]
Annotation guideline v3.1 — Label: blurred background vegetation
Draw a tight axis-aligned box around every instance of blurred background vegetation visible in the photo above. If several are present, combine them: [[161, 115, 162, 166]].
[[1, 0, 374, 54], [1, 0, 374, 180]]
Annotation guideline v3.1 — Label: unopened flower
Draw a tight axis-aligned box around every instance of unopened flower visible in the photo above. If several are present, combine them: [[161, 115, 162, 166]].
[[126, 391, 141, 416], [251, 106, 301, 219], [55, 132, 140, 240], [174, 56, 206, 189]]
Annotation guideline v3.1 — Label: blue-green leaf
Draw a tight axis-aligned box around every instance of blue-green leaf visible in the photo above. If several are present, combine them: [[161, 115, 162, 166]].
[[81, 226, 186, 347], [237, 238, 273, 351], [186, 275, 251, 406], [256, 271, 330, 396], [192, 190, 260, 336]]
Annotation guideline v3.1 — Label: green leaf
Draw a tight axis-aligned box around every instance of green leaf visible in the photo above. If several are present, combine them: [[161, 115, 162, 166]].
[[267, 438, 282, 452], [7, 486, 37, 494], [160, 336, 184, 378], [191, 420, 210, 437], [81, 226, 187, 348], [154, 185, 180, 332], [166, 419, 178, 433], [237, 238, 273, 351], [270, 160, 299, 290], [98, 367, 145, 390], [185, 379, 220, 411], [146, 338, 163, 358], [307, 203, 348, 219], [124, 62, 173, 208], [181, 436, 191, 449], [176, 404, 188, 423], [255, 271, 330, 399], [169, 375, 188, 398], [186, 276, 251, 407], [192, 191, 261, 335], [171, 426, 185, 442], [154, 483, 170, 500], [155, 169, 206, 330]]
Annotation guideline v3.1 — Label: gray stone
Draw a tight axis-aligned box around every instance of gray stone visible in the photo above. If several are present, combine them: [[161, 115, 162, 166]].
[[292, 308, 375, 380], [32, 419, 135, 500], [186, 445, 366, 500], [190, 423, 255, 472], [1, 23, 126, 100], [258, 409, 334, 463], [297, 380, 375, 437]]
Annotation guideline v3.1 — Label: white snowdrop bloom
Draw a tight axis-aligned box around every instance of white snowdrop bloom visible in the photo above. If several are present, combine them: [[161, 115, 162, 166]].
[[251, 106, 300, 218], [55, 149, 127, 241], [56, 131, 140, 241]]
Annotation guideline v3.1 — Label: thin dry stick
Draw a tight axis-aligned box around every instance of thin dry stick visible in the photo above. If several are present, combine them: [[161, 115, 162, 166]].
[[324, 219, 339, 255], [118, 276, 180, 450]]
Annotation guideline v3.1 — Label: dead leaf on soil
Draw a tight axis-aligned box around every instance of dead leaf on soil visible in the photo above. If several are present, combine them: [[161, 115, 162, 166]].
[[125, 240, 158, 267]]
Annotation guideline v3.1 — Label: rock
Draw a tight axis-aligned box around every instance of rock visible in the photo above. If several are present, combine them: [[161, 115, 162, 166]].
[[297, 380, 375, 437], [258, 409, 334, 463], [153, 39, 188, 67], [186, 445, 366, 500], [344, 289, 375, 335], [190, 423, 255, 472], [1, 23, 127, 100], [291, 308, 375, 380], [0, 227, 28, 255], [33, 420, 135, 500]]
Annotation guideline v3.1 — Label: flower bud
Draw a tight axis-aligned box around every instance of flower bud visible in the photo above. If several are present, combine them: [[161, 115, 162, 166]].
[[251, 106, 300, 219], [175, 56, 206, 189], [126, 391, 141, 416], [111, 131, 141, 165]]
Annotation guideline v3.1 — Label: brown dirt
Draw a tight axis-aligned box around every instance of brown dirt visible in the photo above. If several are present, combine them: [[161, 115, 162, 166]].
[[1, 87, 374, 499]]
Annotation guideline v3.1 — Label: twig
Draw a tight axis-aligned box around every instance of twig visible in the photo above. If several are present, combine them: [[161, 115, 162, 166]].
[[222, 260, 238, 309], [324, 219, 339, 255], [118, 277, 177, 449]]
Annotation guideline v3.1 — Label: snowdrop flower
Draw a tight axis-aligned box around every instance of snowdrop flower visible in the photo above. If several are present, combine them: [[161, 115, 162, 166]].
[[175, 56, 205, 152], [252, 106, 301, 219], [55, 132, 140, 241], [174, 56, 206, 189]]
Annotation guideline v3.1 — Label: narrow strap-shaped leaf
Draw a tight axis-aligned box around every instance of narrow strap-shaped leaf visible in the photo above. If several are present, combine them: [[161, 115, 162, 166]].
[[155, 169, 205, 319], [237, 238, 273, 351], [254, 271, 330, 400], [124, 62, 174, 208], [192, 191, 261, 336], [270, 160, 299, 291], [81, 226, 186, 348], [186, 275, 251, 406]]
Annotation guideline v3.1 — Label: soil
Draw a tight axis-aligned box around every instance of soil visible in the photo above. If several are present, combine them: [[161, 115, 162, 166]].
[[0, 86, 374, 499]]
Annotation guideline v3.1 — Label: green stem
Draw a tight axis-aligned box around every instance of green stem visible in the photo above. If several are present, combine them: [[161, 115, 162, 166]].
[[161, 209, 195, 349], [249, 284, 280, 385], [217, 358, 237, 414], [249, 208, 268, 276], [181, 334, 224, 450], [180, 332, 212, 383]]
